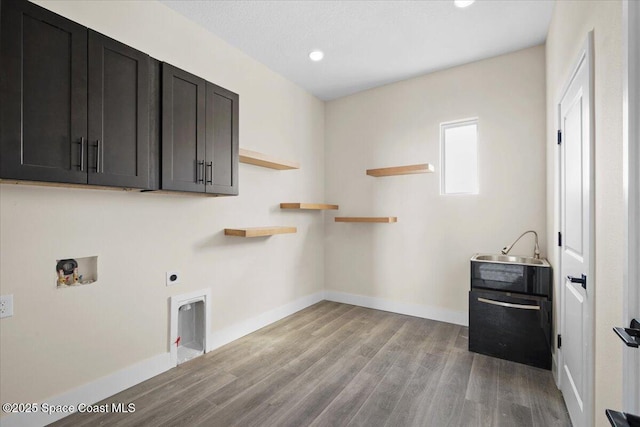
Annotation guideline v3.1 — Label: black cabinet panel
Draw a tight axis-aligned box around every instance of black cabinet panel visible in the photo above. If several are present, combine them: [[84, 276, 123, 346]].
[[1, 1, 235, 195], [469, 289, 552, 369], [161, 63, 206, 192], [88, 30, 149, 188], [470, 261, 552, 297], [1, 0, 87, 183], [172, 78, 199, 182], [148, 59, 162, 191], [22, 13, 71, 169], [1, 2, 150, 189], [206, 83, 239, 195]]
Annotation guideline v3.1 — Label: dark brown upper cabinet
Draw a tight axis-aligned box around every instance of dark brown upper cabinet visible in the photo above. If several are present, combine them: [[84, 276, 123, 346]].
[[162, 63, 239, 196], [161, 63, 206, 193], [88, 30, 149, 188], [0, 0, 150, 189], [1, 0, 88, 184], [206, 82, 239, 195]]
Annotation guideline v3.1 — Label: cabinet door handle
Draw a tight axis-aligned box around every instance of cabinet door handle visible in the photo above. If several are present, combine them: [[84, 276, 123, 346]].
[[95, 140, 101, 173], [196, 160, 204, 183], [73, 138, 84, 171], [477, 297, 540, 311], [206, 162, 213, 184]]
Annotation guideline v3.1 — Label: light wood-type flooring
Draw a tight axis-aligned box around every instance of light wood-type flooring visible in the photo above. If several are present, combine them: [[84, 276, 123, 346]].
[[51, 301, 571, 427]]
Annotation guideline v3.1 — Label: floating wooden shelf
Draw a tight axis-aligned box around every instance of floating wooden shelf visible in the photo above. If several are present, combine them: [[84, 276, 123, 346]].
[[335, 217, 398, 223], [239, 148, 300, 170], [280, 203, 339, 210], [366, 163, 434, 177], [224, 226, 297, 237]]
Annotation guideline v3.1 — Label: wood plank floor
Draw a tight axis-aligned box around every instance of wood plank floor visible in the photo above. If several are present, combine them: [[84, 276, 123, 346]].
[[50, 301, 571, 427]]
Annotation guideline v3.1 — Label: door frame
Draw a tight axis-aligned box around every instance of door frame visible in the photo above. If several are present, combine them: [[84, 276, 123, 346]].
[[622, 0, 640, 413], [555, 32, 595, 427]]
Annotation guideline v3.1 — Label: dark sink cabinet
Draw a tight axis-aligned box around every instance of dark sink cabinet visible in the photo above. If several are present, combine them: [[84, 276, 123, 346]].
[[161, 63, 238, 195], [1, 0, 150, 188]]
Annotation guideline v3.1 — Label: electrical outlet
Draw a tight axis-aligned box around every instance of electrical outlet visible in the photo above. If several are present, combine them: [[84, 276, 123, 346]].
[[0, 295, 14, 319], [166, 271, 181, 286]]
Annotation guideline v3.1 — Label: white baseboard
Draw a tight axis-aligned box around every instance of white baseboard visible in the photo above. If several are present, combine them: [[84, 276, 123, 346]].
[[324, 290, 468, 326], [0, 291, 325, 427], [0, 290, 460, 427], [0, 352, 172, 427], [207, 291, 325, 350], [552, 351, 560, 387]]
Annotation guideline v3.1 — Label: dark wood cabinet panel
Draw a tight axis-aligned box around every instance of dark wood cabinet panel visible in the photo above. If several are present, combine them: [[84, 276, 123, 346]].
[[0, 0, 88, 184], [161, 63, 206, 193], [1, 1, 151, 189], [206, 83, 239, 195], [88, 30, 149, 188], [1, 1, 237, 196]]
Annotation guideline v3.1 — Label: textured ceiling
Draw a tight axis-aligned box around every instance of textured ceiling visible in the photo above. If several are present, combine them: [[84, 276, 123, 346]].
[[161, 0, 554, 100]]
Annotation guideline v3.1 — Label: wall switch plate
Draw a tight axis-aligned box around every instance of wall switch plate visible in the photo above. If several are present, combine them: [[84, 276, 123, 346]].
[[0, 295, 14, 318], [166, 271, 181, 286]]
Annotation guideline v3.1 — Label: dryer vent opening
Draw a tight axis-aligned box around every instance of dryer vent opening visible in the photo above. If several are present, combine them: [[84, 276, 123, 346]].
[[177, 300, 205, 364], [170, 289, 211, 367]]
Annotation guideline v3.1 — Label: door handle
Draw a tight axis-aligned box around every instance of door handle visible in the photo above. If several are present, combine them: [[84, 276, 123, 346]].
[[73, 138, 84, 171], [477, 297, 540, 311], [612, 318, 640, 348], [94, 140, 101, 173], [567, 274, 587, 289], [196, 160, 204, 183], [206, 162, 213, 184]]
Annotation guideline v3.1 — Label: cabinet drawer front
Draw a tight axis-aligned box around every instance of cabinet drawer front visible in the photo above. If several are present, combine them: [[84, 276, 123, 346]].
[[468, 290, 552, 369]]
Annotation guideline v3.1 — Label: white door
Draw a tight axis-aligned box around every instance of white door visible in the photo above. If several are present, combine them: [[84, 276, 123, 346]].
[[559, 33, 594, 427], [623, 0, 640, 414]]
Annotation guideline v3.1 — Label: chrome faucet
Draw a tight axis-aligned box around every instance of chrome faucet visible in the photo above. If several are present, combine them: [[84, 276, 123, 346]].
[[501, 230, 541, 259]]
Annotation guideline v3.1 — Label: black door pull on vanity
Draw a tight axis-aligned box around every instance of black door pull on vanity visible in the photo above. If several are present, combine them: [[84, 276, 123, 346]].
[[613, 318, 640, 348], [567, 274, 587, 289]]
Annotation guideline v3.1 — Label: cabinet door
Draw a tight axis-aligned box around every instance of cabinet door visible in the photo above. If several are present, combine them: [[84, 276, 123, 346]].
[[205, 83, 239, 195], [468, 290, 552, 369], [161, 63, 206, 193], [0, 0, 88, 184], [88, 30, 150, 189]]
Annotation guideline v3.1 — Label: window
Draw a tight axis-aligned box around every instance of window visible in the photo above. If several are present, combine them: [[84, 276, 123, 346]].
[[441, 119, 478, 194]]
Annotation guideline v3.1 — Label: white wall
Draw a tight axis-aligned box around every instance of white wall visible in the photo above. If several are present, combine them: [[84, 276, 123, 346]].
[[545, 1, 624, 424], [0, 0, 325, 408], [324, 46, 547, 324]]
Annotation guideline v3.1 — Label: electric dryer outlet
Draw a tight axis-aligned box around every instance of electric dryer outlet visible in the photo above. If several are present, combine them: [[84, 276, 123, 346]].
[[166, 271, 181, 286]]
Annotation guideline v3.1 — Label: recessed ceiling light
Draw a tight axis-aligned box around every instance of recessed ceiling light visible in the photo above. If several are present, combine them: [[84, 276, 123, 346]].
[[454, 0, 475, 8], [309, 50, 324, 62]]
